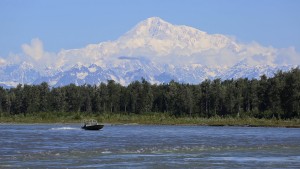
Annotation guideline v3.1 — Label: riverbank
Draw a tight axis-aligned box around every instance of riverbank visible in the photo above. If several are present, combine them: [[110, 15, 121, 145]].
[[1, 112, 300, 128]]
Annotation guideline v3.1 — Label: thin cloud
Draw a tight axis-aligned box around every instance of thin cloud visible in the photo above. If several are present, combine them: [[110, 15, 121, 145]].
[[18, 38, 60, 70], [275, 47, 300, 65], [0, 58, 6, 65], [21, 38, 44, 61]]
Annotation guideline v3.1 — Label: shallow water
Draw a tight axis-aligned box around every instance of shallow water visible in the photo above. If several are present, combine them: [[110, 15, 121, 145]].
[[0, 124, 299, 168]]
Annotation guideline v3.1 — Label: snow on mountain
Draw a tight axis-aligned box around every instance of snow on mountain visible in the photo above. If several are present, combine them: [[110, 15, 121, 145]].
[[120, 17, 240, 54], [56, 17, 242, 68], [217, 59, 297, 80], [0, 59, 297, 88], [32, 60, 296, 87], [0, 17, 298, 88], [34, 63, 119, 87], [0, 62, 41, 87]]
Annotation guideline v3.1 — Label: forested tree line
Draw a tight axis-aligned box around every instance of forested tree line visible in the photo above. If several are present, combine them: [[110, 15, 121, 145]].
[[0, 68, 299, 119]]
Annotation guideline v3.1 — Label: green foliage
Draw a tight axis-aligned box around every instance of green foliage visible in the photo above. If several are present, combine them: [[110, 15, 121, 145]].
[[1, 111, 299, 127], [0, 68, 299, 120]]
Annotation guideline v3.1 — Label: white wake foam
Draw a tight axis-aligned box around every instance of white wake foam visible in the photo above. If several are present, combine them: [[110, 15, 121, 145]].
[[50, 127, 79, 130]]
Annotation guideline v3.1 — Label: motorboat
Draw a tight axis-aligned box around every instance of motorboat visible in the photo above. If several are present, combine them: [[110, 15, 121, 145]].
[[81, 119, 104, 130]]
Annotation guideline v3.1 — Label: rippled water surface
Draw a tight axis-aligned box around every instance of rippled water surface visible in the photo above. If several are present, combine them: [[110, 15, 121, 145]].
[[0, 124, 299, 168]]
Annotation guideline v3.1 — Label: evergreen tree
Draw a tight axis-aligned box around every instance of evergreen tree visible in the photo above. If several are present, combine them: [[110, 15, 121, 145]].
[[281, 68, 300, 118], [210, 79, 223, 117], [39, 82, 50, 112], [107, 80, 121, 113], [0, 87, 6, 113], [65, 84, 82, 112]]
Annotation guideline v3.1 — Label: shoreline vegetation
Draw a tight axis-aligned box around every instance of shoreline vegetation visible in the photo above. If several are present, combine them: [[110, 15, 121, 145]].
[[1, 112, 299, 128]]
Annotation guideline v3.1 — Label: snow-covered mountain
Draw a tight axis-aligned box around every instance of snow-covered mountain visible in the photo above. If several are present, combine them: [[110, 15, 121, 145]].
[[0, 17, 298, 88], [57, 17, 242, 68], [0, 58, 297, 88], [34, 60, 296, 87], [0, 62, 41, 87], [217, 60, 297, 80]]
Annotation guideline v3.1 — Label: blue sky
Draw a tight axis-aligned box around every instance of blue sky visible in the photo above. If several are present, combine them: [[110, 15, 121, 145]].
[[0, 0, 299, 58]]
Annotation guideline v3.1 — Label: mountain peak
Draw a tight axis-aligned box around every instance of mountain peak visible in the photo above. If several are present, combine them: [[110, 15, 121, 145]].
[[123, 17, 174, 39], [117, 16, 238, 57], [120, 16, 209, 46], [141, 17, 169, 26]]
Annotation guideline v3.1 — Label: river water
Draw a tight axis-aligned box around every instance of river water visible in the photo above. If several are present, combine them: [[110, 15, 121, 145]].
[[0, 124, 299, 168]]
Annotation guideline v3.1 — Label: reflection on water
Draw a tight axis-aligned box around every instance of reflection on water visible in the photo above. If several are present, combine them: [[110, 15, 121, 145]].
[[0, 124, 299, 168]]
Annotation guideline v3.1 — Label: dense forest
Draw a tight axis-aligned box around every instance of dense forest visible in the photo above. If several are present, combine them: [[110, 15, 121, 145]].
[[0, 68, 299, 119]]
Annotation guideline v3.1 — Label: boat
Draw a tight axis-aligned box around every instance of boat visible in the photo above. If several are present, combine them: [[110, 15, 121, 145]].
[[81, 119, 104, 130]]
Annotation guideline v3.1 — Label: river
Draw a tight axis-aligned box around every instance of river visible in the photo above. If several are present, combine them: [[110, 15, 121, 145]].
[[0, 124, 299, 168]]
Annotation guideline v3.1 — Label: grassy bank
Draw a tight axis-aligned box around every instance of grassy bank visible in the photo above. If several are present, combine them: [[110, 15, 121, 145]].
[[0, 112, 300, 128]]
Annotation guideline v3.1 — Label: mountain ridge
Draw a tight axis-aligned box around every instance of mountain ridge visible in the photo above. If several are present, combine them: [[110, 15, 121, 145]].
[[0, 60, 297, 88]]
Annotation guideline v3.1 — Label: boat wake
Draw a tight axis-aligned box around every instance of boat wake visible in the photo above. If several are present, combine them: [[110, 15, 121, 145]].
[[50, 127, 79, 130]]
